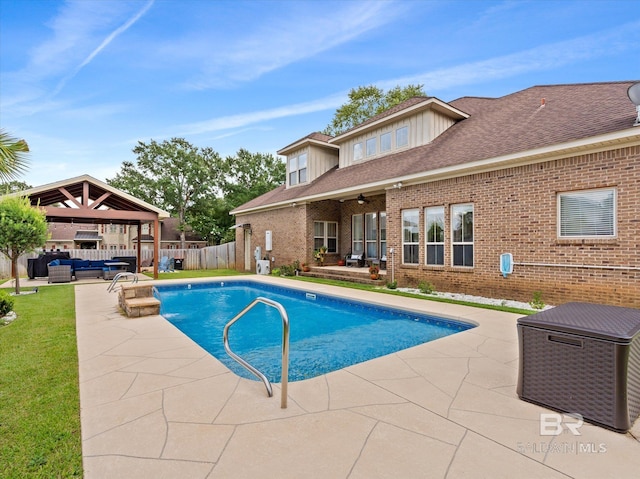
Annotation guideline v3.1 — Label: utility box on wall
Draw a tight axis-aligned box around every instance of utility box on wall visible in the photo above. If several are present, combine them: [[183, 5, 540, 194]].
[[265, 230, 272, 251]]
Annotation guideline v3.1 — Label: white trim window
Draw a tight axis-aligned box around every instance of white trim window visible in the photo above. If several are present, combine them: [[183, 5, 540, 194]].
[[380, 132, 392, 152], [352, 214, 364, 254], [314, 221, 338, 253], [425, 206, 444, 265], [366, 137, 377, 157], [396, 126, 408, 148], [353, 142, 363, 161], [558, 188, 616, 238], [402, 209, 419, 264], [288, 153, 307, 186], [365, 212, 378, 259], [451, 203, 473, 267], [380, 212, 387, 260]]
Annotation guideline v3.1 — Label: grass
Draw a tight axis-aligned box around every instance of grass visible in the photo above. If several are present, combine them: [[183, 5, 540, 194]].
[[0, 285, 82, 478], [288, 275, 536, 316]]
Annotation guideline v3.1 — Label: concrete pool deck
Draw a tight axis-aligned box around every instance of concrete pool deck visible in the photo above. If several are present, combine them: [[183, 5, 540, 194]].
[[73, 276, 640, 478]]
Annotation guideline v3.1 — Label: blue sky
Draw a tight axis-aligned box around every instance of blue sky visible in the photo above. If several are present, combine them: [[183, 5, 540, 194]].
[[1, 0, 639, 188]]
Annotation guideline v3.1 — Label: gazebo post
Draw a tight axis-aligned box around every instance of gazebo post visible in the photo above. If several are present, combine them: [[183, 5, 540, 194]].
[[153, 219, 159, 280]]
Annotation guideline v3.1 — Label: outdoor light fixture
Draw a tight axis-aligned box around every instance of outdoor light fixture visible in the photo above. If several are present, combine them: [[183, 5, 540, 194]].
[[357, 194, 366, 205], [628, 82, 640, 126]]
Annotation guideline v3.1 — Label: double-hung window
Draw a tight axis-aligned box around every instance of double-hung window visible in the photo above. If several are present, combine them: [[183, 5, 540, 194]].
[[365, 212, 378, 259], [452, 204, 473, 267], [352, 214, 364, 254], [402, 209, 419, 264], [288, 153, 307, 186], [379, 212, 387, 259], [425, 206, 444, 265], [558, 188, 616, 238], [314, 221, 338, 253]]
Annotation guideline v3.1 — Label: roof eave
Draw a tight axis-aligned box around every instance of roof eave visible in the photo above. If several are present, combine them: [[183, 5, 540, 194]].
[[233, 127, 640, 215]]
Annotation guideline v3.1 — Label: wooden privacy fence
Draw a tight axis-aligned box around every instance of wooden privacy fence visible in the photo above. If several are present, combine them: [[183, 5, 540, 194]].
[[0, 242, 236, 279]]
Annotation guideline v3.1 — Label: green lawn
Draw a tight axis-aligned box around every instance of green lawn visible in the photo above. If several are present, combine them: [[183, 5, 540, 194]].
[[0, 285, 82, 478]]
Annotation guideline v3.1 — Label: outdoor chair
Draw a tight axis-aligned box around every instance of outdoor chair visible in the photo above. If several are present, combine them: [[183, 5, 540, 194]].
[[345, 252, 365, 267], [158, 256, 174, 272], [48, 263, 72, 283]]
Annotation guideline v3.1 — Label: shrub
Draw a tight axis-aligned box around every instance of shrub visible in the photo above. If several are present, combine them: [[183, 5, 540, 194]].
[[386, 280, 397, 290], [270, 267, 281, 276], [418, 281, 435, 294], [0, 290, 13, 317], [530, 291, 545, 310]]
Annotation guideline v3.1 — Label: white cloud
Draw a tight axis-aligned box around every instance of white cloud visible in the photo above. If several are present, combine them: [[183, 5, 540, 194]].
[[176, 1, 407, 89], [173, 20, 640, 137], [176, 92, 347, 135], [3, 0, 154, 113], [391, 20, 640, 93]]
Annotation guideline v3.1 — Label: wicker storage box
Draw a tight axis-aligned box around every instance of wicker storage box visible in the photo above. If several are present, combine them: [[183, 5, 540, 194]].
[[517, 302, 640, 433]]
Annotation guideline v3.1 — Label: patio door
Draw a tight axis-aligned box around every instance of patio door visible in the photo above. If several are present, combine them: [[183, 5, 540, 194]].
[[352, 211, 386, 261]]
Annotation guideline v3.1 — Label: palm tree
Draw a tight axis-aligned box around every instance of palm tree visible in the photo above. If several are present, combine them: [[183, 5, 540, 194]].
[[0, 129, 30, 183]]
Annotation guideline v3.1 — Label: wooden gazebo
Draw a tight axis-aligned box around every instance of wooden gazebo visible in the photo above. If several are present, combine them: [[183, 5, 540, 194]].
[[22, 174, 171, 279]]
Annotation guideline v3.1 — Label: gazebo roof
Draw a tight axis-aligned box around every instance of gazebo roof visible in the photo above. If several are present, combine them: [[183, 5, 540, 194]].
[[21, 174, 170, 225]]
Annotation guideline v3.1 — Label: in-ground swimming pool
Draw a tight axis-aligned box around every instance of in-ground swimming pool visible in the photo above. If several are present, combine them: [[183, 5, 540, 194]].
[[154, 280, 475, 382]]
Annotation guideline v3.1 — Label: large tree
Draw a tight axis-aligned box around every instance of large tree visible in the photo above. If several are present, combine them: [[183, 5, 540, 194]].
[[323, 84, 426, 137], [0, 195, 48, 294], [187, 149, 285, 244], [221, 149, 285, 209], [0, 180, 31, 195], [107, 138, 221, 249], [0, 129, 29, 183]]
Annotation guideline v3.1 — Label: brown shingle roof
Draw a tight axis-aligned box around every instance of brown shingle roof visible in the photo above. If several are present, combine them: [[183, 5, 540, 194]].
[[234, 81, 639, 213]]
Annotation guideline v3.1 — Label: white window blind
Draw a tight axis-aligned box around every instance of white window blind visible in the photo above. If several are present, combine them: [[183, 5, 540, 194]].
[[559, 189, 615, 237]]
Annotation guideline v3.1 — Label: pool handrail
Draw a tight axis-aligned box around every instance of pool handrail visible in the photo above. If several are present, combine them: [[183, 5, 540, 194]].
[[223, 296, 290, 408]]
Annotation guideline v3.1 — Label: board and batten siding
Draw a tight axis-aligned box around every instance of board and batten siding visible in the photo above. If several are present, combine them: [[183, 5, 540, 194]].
[[338, 109, 457, 168], [285, 144, 339, 188]]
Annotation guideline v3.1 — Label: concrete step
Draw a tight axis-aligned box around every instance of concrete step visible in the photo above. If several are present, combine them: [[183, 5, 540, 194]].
[[121, 297, 161, 318], [301, 268, 386, 286]]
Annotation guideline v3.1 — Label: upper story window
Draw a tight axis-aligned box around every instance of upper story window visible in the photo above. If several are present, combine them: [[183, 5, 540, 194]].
[[366, 138, 376, 157], [558, 188, 616, 238], [288, 153, 307, 186], [380, 132, 391, 152], [396, 126, 408, 148], [353, 142, 363, 161]]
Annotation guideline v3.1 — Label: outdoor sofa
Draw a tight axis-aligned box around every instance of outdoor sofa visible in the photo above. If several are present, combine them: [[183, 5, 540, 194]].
[[47, 258, 111, 281]]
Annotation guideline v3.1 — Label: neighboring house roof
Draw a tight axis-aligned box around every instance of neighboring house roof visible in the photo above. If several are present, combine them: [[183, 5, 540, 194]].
[[160, 217, 205, 242], [233, 81, 640, 214], [74, 231, 102, 241]]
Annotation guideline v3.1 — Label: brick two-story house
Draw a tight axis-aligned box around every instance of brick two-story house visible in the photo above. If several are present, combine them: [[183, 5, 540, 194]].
[[232, 81, 640, 307]]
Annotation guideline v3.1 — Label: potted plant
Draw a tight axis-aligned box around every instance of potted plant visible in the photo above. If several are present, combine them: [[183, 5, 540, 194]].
[[302, 263, 311, 272], [337, 258, 346, 266], [369, 264, 380, 280]]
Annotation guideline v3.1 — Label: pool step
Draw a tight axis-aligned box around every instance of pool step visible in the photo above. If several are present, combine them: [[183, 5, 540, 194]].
[[119, 284, 160, 317]]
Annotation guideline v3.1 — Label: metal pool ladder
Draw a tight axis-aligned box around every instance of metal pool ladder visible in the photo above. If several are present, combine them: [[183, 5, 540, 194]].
[[223, 297, 290, 408], [107, 272, 139, 292]]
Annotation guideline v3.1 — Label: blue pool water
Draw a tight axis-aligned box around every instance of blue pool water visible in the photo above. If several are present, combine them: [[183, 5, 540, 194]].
[[154, 281, 475, 382]]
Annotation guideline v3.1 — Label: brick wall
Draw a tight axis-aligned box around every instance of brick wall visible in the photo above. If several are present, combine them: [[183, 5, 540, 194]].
[[236, 145, 639, 307], [386, 146, 640, 307]]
